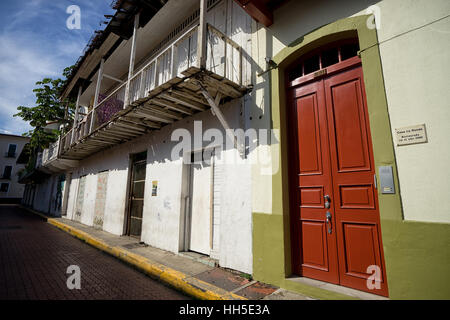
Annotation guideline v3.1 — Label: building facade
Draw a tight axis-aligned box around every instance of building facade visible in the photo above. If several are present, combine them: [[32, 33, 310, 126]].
[[31, 0, 450, 299], [0, 133, 29, 203]]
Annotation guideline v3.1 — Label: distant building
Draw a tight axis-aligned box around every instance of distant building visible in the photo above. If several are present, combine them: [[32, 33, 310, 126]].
[[0, 133, 29, 203]]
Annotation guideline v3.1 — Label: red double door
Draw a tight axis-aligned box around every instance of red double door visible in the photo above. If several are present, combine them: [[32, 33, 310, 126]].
[[289, 60, 388, 296]]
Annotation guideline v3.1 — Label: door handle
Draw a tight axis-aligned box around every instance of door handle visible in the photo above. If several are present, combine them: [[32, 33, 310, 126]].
[[326, 211, 332, 234]]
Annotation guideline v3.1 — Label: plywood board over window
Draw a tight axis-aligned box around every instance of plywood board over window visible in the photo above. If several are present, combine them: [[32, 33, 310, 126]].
[[75, 175, 86, 222], [93, 171, 109, 229]]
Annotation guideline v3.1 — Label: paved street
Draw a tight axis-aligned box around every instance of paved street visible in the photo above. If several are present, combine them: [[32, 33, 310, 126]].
[[0, 205, 190, 300]]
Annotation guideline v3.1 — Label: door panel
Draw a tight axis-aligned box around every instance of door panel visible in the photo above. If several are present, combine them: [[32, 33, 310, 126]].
[[296, 93, 323, 175], [290, 61, 388, 296], [301, 221, 328, 270], [324, 66, 388, 296], [339, 184, 375, 209], [292, 81, 339, 284], [328, 79, 371, 172], [342, 223, 381, 278], [127, 153, 147, 238], [189, 153, 212, 255]]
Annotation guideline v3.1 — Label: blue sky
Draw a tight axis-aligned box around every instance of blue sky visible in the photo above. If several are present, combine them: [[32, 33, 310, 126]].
[[0, 0, 115, 135]]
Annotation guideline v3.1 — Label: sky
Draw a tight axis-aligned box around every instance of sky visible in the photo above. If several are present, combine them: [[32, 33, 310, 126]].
[[0, 0, 115, 135]]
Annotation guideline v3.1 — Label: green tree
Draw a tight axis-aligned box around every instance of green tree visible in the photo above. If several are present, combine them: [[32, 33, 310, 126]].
[[14, 65, 76, 151]]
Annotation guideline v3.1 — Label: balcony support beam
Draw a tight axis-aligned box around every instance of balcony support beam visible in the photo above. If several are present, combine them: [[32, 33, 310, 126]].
[[199, 87, 244, 156], [124, 12, 140, 108]]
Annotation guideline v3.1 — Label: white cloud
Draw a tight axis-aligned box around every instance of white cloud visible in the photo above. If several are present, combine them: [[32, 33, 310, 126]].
[[0, 0, 114, 135]]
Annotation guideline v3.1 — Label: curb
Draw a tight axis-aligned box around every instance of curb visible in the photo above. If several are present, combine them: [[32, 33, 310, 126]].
[[22, 207, 246, 300]]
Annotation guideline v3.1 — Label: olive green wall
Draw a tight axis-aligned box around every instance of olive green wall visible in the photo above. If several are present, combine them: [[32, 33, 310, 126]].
[[252, 15, 450, 299]]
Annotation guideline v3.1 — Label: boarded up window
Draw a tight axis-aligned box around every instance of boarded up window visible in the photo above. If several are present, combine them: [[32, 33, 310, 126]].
[[93, 171, 109, 229]]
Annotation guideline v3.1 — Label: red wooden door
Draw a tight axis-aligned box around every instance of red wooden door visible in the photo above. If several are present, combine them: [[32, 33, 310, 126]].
[[291, 80, 339, 284], [289, 59, 388, 297]]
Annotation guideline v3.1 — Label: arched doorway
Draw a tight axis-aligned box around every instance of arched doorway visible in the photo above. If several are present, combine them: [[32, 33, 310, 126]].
[[286, 39, 389, 297]]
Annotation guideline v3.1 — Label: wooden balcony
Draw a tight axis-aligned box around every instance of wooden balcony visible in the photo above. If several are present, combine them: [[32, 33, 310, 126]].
[[39, 140, 79, 173], [60, 23, 249, 160]]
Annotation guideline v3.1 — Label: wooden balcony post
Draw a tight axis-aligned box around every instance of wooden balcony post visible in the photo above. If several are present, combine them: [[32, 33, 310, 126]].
[[57, 133, 63, 158], [124, 12, 140, 108], [197, 0, 207, 69], [71, 85, 82, 144], [90, 58, 104, 133]]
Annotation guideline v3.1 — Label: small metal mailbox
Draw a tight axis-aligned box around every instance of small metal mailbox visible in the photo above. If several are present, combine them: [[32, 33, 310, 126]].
[[379, 166, 395, 194]]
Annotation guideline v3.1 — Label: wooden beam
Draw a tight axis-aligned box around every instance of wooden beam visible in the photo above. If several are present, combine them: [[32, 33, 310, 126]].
[[109, 124, 144, 135], [152, 98, 193, 115], [100, 126, 138, 137], [98, 130, 135, 139], [92, 133, 123, 142], [114, 121, 147, 132], [133, 109, 174, 123], [160, 93, 207, 111], [170, 88, 209, 106], [104, 124, 141, 135], [200, 88, 244, 156], [122, 116, 161, 129], [198, 0, 207, 69], [234, 0, 273, 27], [89, 138, 116, 145], [141, 104, 184, 120], [202, 75, 242, 98]]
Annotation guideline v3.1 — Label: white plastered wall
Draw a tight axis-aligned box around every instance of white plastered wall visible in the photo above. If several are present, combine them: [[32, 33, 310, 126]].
[[373, 0, 450, 223]]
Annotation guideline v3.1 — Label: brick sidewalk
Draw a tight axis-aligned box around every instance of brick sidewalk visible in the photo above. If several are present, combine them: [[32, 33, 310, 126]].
[[46, 212, 313, 300], [0, 205, 190, 300]]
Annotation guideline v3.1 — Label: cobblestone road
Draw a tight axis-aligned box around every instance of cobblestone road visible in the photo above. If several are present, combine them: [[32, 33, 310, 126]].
[[0, 205, 190, 300]]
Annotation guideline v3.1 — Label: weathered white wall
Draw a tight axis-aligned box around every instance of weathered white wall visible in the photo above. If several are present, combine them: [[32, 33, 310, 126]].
[[67, 145, 133, 236], [64, 99, 253, 273]]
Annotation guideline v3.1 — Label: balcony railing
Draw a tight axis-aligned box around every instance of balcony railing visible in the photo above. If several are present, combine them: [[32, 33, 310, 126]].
[[60, 22, 245, 157], [41, 140, 59, 166]]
